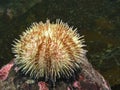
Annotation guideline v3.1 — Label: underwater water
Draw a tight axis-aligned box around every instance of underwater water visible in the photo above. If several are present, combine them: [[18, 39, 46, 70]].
[[0, 0, 120, 89]]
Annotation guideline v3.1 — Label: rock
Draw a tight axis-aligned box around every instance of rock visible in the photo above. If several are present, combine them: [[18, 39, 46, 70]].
[[0, 59, 111, 90]]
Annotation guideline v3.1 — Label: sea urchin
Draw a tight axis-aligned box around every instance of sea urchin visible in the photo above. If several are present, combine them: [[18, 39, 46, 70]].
[[12, 20, 87, 83]]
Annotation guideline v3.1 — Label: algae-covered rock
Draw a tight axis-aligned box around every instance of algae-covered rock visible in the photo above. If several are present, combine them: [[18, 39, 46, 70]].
[[0, 60, 111, 90]]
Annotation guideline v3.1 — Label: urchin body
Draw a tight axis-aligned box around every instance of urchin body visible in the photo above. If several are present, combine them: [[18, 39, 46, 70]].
[[12, 20, 86, 82]]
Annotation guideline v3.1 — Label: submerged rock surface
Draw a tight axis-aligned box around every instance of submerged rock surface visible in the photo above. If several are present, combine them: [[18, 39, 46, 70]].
[[0, 60, 111, 90]]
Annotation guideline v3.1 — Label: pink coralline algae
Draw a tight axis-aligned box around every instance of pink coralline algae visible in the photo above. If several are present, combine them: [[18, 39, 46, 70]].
[[73, 81, 81, 89], [0, 60, 14, 81], [0, 60, 111, 90], [67, 72, 111, 90], [38, 81, 49, 90]]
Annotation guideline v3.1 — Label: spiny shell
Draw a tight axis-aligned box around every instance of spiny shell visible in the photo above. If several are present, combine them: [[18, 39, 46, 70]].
[[12, 20, 87, 82]]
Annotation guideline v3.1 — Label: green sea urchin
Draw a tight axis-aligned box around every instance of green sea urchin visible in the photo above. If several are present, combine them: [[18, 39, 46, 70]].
[[12, 20, 87, 82]]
